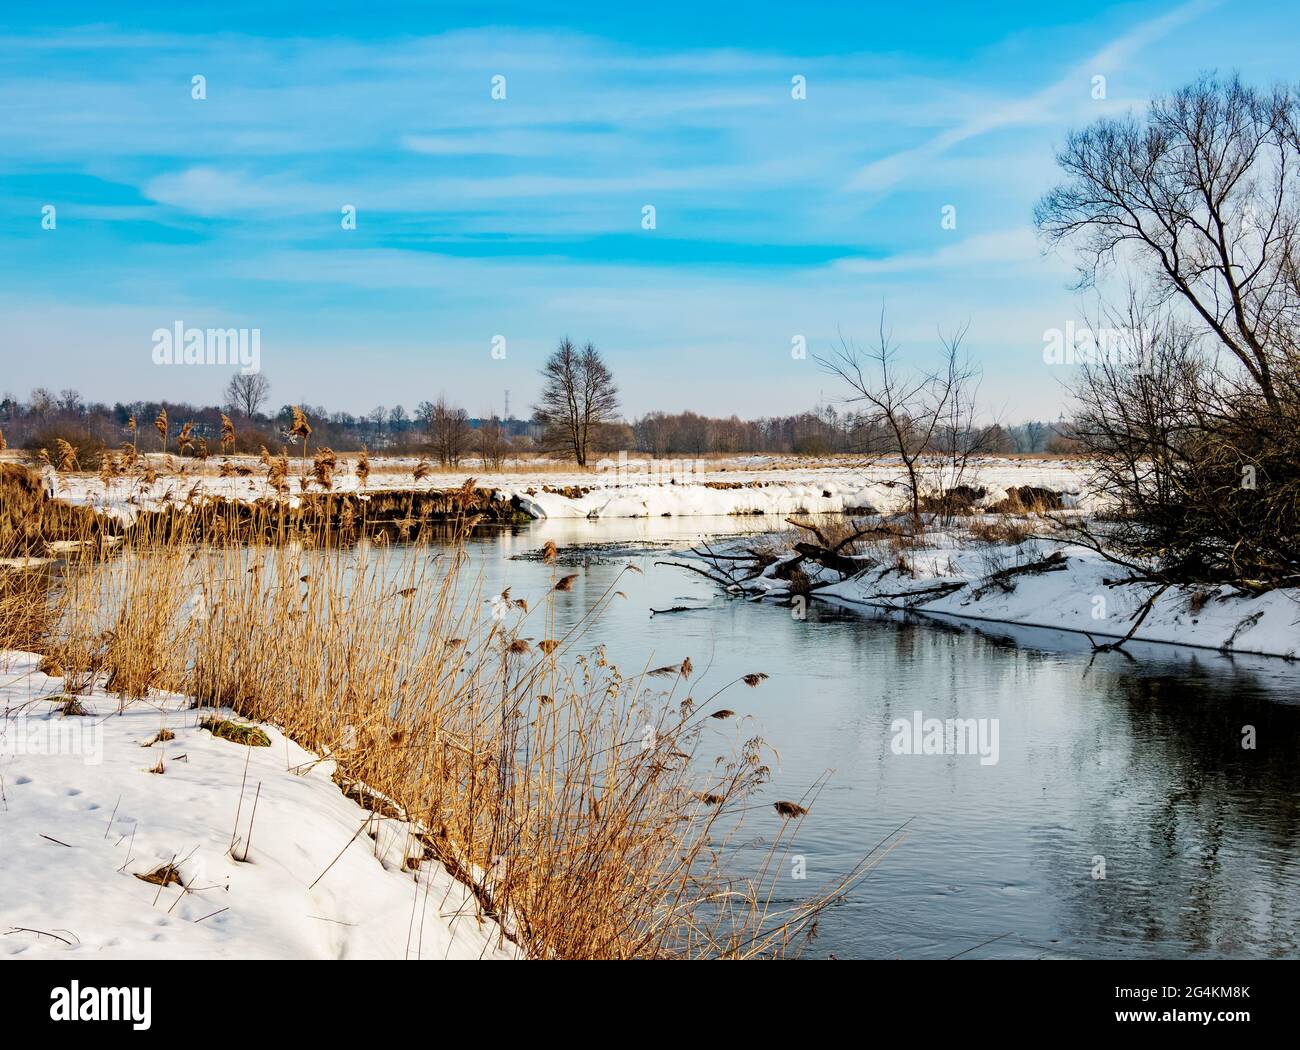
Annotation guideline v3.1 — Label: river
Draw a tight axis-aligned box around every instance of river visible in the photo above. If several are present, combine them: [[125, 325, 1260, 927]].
[[443, 513, 1300, 959]]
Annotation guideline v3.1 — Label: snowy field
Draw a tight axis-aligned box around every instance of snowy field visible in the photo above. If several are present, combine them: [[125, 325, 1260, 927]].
[[0, 651, 515, 960]]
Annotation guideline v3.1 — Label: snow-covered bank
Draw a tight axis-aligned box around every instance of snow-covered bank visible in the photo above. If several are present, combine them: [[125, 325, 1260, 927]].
[[516, 479, 885, 519], [0, 651, 515, 959], [750, 537, 1299, 659], [38, 455, 1093, 524]]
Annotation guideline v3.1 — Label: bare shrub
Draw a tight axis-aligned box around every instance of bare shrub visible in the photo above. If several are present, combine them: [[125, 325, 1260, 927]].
[[817, 311, 996, 525]]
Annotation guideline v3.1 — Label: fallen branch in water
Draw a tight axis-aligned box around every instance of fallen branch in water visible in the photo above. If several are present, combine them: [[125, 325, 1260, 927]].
[[655, 559, 748, 590], [868, 581, 967, 607], [1085, 583, 1170, 652], [792, 542, 871, 577]]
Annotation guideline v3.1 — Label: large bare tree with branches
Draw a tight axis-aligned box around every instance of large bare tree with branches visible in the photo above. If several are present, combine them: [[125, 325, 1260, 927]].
[[224, 372, 271, 418], [1037, 75, 1298, 410], [533, 338, 620, 466], [428, 395, 471, 467], [1037, 75, 1300, 586]]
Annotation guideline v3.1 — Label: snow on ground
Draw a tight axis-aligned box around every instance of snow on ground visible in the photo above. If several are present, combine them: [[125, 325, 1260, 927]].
[[516, 478, 887, 520], [39, 455, 1094, 524], [750, 536, 1300, 660], [0, 651, 515, 959]]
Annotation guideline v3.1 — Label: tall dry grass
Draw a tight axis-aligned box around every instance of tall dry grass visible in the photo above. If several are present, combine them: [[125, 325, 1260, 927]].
[[1, 494, 882, 959]]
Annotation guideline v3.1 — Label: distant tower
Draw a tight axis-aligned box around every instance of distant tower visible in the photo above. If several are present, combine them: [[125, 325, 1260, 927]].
[[504, 389, 511, 421]]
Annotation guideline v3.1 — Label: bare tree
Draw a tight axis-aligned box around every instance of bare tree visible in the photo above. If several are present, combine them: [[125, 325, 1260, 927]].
[[817, 313, 983, 524], [477, 413, 510, 470], [430, 395, 471, 467], [224, 372, 271, 418], [29, 388, 56, 421], [1036, 75, 1299, 410], [1038, 76, 1300, 586], [533, 338, 620, 466]]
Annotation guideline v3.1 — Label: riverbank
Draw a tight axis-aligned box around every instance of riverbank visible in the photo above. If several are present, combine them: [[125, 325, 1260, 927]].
[[745, 532, 1299, 660], [0, 649, 516, 959]]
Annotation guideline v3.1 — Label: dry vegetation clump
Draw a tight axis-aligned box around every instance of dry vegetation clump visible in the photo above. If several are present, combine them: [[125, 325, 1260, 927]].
[[312, 448, 337, 490], [966, 515, 1034, 547], [199, 717, 271, 747], [0, 463, 105, 558], [220, 414, 236, 454], [52, 695, 90, 716], [135, 863, 183, 887], [783, 564, 814, 598], [0, 464, 50, 557], [989, 486, 1065, 515], [537, 483, 592, 499], [289, 406, 312, 461], [0, 565, 57, 652], [20, 428, 108, 471], [916, 485, 985, 516], [0, 498, 875, 959]]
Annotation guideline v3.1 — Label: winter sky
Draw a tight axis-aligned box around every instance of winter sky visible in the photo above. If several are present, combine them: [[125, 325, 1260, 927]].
[[2, 0, 1298, 420]]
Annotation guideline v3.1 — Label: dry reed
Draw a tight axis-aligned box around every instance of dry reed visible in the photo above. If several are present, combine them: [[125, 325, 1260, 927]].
[[0, 488, 885, 959]]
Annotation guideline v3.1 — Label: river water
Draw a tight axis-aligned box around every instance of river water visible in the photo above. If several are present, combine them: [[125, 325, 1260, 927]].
[[432, 515, 1299, 959]]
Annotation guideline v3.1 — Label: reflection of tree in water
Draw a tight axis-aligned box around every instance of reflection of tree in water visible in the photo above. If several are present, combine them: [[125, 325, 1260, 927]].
[[1041, 662, 1300, 957]]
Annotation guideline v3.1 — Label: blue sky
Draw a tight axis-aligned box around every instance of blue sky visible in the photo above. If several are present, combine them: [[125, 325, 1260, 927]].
[[2, 0, 1297, 420]]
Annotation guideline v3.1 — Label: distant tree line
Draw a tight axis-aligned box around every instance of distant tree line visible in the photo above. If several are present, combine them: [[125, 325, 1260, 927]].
[[627, 408, 1071, 457], [0, 336, 1074, 470], [0, 382, 1069, 468], [0, 377, 542, 468]]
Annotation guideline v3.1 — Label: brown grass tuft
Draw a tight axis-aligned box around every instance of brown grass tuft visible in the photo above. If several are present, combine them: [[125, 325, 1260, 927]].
[[135, 863, 182, 887], [199, 717, 271, 747]]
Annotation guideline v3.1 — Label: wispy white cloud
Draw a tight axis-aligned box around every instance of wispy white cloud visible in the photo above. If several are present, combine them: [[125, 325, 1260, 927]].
[[846, 0, 1224, 193], [833, 228, 1047, 275]]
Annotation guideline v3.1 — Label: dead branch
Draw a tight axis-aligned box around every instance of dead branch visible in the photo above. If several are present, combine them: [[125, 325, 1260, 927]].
[[969, 551, 1068, 599], [1087, 584, 1171, 652]]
